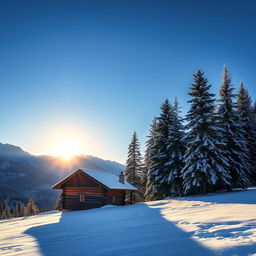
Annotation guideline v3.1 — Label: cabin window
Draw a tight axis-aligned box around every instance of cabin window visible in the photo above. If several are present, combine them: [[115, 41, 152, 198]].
[[112, 195, 116, 204], [79, 193, 85, 202]]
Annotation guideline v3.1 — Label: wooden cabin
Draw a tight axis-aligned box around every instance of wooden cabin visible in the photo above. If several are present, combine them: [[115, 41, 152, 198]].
[[52, 169, 137, 211]]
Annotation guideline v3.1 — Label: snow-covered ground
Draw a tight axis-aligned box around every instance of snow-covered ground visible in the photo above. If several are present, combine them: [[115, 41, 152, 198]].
[[1, 189, 256, 256]]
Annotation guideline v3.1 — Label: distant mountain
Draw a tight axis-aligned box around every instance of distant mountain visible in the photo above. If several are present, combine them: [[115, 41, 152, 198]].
[[0, 143, 124, 209], [0, 143, 30, 158]]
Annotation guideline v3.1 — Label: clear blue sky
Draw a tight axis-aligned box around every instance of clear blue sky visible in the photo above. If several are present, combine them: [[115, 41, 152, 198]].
[[0, 0, 256, 163]]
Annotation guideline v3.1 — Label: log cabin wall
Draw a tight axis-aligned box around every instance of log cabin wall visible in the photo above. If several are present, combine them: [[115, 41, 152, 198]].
[[63, 187, 126, 210], [61, 172, 105, 210], [61, 173, 127, 210], [63, 187, 106, 210], [105, 190, 125, 206]]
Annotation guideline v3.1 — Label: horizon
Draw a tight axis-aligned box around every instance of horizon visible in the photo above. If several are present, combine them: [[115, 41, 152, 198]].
[[1, 0, 256, 164], [0, 142, 123, 165]]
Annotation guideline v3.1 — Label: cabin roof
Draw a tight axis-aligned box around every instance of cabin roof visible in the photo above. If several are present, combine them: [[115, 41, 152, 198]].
[[82, 169, 137, 190], [52, 169, 137, 191]]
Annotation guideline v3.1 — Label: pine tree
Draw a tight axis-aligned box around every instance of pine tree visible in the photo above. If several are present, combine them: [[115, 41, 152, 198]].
[[14, 203, 19, 217], [144, 118, 158, 198], [167, 98, 186, 196], [218, 66, 250, 188], [144, 118, 157, 170], [1, 202, 10, 219], [20, 203, 26, 216], [56, 193, 64, 211], [27, 199, 39, 216], [9, 206, 14, 218], [250, 101, 256, 182], [145, 99, 174, 200], [237, 82, 256, 182], [124, 132, 144, 187], [181, 70, 231, 195], [13, 202, 24, 217], [139, 166, 148, 190], [0, 202, 3, 219]]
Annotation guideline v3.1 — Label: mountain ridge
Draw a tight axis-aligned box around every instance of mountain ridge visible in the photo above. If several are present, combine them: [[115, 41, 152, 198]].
[[0, 143, 125, 209], [0, 143, 123, 167]]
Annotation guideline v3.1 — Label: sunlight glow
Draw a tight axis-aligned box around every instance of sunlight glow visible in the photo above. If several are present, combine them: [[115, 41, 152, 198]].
[[37, 123, 110, 162], [51, 137, 83, 160]]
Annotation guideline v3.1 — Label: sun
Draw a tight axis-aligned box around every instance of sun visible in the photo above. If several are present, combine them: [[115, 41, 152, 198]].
[[52, 138, 81, 160], [46, 126, 88, 161]]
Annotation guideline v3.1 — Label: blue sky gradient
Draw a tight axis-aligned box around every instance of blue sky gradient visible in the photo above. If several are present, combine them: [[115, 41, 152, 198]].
[[1, 0, 256, 163]]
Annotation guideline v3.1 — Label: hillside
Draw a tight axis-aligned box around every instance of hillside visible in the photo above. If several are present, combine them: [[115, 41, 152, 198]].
[[0, 143, 124, 209], [0, 188, 256, 256]]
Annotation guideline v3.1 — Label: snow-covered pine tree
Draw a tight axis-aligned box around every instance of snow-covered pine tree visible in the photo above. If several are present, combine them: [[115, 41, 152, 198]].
[[1, 202, 10, 219], [27, 199, 39, 215], [144, 118, 157, 169], [139, 166, 148, 191], [56, 192, 64, 211], [14, 203, 20, 217], [124, 132, 144, 187], [0, 202, 3, 219], [16, 202, 24, 217], [218, 66, 251, 188], [167, 97, 186, 196], [20, 203, 26, 217], [181, 70, 230, 195], [144, 118, 158, 198], [251, 102, 256, 182], [237, 82, 256, 182], [145, 99, 174, 200]]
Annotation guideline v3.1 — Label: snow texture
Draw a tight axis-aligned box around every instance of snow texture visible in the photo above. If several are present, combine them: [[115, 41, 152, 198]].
[[1, 188, 256, 255], [82, 169, 137, 190]]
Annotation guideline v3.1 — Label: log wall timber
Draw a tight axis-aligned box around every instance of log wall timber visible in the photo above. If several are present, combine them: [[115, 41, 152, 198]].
[[64, 187, 104, 195], [62, 187, 127, 210], [63, 194, 105, 210], [105, 190, 125, 206], [63, 186, 104, 210], [105, 195, 124, 206], [105, 190, 124, 196]]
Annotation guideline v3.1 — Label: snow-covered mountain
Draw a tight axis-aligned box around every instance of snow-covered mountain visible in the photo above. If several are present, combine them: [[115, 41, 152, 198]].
[[1, 188, 256, 256], [0, 143, 30, 158], [0, 143, 124, 209]]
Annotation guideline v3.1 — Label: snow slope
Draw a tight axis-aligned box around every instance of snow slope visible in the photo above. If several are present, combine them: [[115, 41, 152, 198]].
[[1, 189, 256, 256]]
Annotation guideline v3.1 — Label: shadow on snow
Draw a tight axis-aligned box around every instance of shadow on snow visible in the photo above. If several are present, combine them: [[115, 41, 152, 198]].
[[24, 188, 256, 256], [25, 203, 215, 256]]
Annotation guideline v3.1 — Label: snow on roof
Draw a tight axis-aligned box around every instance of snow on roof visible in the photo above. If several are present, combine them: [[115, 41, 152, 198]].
[[81, 169, 137, 190]]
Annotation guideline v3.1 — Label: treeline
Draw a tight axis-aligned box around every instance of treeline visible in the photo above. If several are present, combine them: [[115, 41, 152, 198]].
[[124, 66, 256, 200], [0, 199, 40, 219]]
